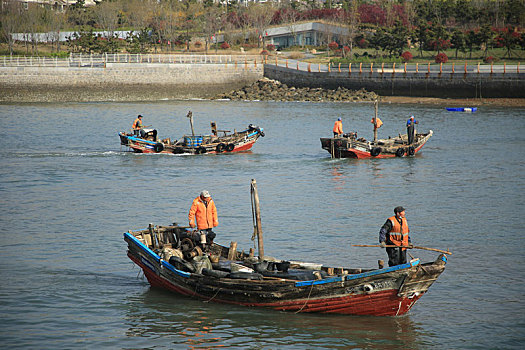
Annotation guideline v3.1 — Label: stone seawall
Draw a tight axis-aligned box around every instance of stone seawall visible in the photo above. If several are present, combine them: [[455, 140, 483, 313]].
[[264, 65, 525, 98], [0, 63, 263, 102]]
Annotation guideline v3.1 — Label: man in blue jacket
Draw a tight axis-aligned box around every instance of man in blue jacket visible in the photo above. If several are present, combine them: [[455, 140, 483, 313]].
[[406, 116, 418, 144]]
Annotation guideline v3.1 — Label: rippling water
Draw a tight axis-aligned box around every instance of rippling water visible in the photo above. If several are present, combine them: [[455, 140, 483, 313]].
[[0, 100, 524, 349]]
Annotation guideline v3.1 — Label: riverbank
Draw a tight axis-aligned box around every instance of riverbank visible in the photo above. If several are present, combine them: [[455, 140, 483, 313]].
[[212, 78, 525, 107], [1, 78, 524, 106]]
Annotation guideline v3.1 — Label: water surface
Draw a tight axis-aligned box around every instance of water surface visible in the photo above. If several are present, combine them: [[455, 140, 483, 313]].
[[0, 101, 524, 349]]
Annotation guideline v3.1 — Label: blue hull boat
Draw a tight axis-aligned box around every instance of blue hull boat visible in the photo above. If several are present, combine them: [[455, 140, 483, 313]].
[[446, 107, 477, 112]]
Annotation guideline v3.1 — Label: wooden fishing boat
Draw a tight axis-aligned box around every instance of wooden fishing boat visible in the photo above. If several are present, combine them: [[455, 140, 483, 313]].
[[320, 102, 432, 159], [119, 111, 264, 154], [124, 180, 447, 316], [320, 130, 433, 159]]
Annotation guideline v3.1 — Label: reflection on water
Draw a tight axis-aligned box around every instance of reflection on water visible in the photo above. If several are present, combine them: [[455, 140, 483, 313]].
[[125, 288, 424, 349]]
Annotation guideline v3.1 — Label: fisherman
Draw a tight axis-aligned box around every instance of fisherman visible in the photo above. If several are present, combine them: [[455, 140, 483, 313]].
[[379, 206, 414, 267], [132, 115, 145, 137], [406, 115, 418, 144], [188, 190, 218, 245], [371, 116, 383, 129], [333, 117, 343, 137]]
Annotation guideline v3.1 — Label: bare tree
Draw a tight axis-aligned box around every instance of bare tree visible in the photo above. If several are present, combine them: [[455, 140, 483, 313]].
[[0, 2, 24, 55], [344, 1, 360, 57], [24, 5, 47, 55], [93, 1, 120, 41], [247, 3, 275, 48], [203, 6, 225, 54], [280, 5, 301, 47]]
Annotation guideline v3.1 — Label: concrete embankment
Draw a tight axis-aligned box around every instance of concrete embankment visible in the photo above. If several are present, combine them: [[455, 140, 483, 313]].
[[264, 64, 525, 99], [2, 57, 524, 102], [0, 63, 263, 102]]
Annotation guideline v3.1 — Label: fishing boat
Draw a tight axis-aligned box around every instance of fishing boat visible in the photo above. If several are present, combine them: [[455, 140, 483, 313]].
[[320, 102, 433, 159], [446, 107, 477, 113], [119, 111, 264, 154], [124, 180, 447, 317]]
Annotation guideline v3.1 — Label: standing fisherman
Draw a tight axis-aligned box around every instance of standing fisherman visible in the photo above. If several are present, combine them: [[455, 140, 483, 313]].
[[188, 190, 218, 245], [406, 116, 418, 144], [132, 115, 144, 137], [379, 206, 414, 266], [333, 117, 343, 137]]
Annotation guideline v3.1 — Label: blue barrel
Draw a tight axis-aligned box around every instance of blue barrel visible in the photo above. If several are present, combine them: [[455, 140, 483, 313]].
[[184, 136, 203, 147]]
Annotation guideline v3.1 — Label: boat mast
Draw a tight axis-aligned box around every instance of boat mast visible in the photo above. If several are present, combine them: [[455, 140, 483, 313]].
[[186, 111, 195, 136], [373, 100, 378, 144], [250, 179, 264, 260]]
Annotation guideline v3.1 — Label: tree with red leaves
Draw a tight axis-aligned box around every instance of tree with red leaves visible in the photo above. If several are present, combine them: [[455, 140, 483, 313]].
[[435, 53, 448, 63], [494, 26, 521, 58], [401, 51, 413, 62]]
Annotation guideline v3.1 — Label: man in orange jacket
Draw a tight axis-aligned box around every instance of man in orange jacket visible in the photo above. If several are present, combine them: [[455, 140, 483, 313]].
[[188, 190, 218, 244], [132, 115, 144, 137], [333, 117, 343, 137], [379, 206, 413, 267]]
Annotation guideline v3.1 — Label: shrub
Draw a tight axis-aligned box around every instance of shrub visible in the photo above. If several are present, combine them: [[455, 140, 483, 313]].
[[220, 42, 230, 49], [357, 38, 368, 48], [435, 53, 448, 63], [266, 44, 275, 51], [401, 51, 413, 62], [484, 56, 497, 63], [260, 49, 269, 55], [328, 41, 339, 51], [343, 46, 350, 54], [194, 41, 202, 48], [287, 52, 304, 59]]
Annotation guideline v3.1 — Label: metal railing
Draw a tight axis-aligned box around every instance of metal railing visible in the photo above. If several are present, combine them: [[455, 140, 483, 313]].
[[0, 53, 263, 68], [270, 58, 523, 75], [2, 54, 521, 76]]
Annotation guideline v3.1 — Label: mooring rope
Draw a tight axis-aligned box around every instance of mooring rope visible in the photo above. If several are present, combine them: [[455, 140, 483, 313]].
[[203, 288, 222, 303], [295, 282, 315, 314]]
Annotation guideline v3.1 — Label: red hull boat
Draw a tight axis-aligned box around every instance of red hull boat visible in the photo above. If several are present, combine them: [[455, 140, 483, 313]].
[[124, 180, 446, 317]]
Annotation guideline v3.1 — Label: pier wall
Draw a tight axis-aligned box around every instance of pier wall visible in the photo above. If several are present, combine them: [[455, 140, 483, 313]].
[[0, 61, 263, 102], [264, 64, 525, 98]]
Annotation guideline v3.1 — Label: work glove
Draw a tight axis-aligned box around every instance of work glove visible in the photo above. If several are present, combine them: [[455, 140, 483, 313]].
[[408, 243, 414, 248], [379, 242, 386, 248]]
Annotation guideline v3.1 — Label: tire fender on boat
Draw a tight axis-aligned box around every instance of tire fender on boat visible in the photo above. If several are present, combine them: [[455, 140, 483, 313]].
[[408, 146, 415, 156], [198, 146, 207, 154], [395, 148, 405, 157], [216, 143, 226, 153], [371, 147, 382, 157], [154, 143, 164, 153], [226, 144, 235, 152], [363, 284, 374, 293]]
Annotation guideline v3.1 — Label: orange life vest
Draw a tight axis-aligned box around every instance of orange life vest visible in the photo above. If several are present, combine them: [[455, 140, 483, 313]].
[[388, 215, 409, 250], [333, 120, 343, 134], [371, 117, 383, 128], [188, 197, 218, 230], [132, 118, 142, 129]]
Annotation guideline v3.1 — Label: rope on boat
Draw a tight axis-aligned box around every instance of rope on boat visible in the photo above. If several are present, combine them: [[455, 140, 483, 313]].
[[295, 282, 315, 314], [203, 288, 222, 303], [408, 251, 430, 275]]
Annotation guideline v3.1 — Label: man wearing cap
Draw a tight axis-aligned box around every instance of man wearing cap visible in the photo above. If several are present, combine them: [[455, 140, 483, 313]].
[[188, 190, 218, 244], [406, 116, 418, 144], [132, 115, 145, 137], [379, 206, 413, 266], [333, 117, 343, 137]]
